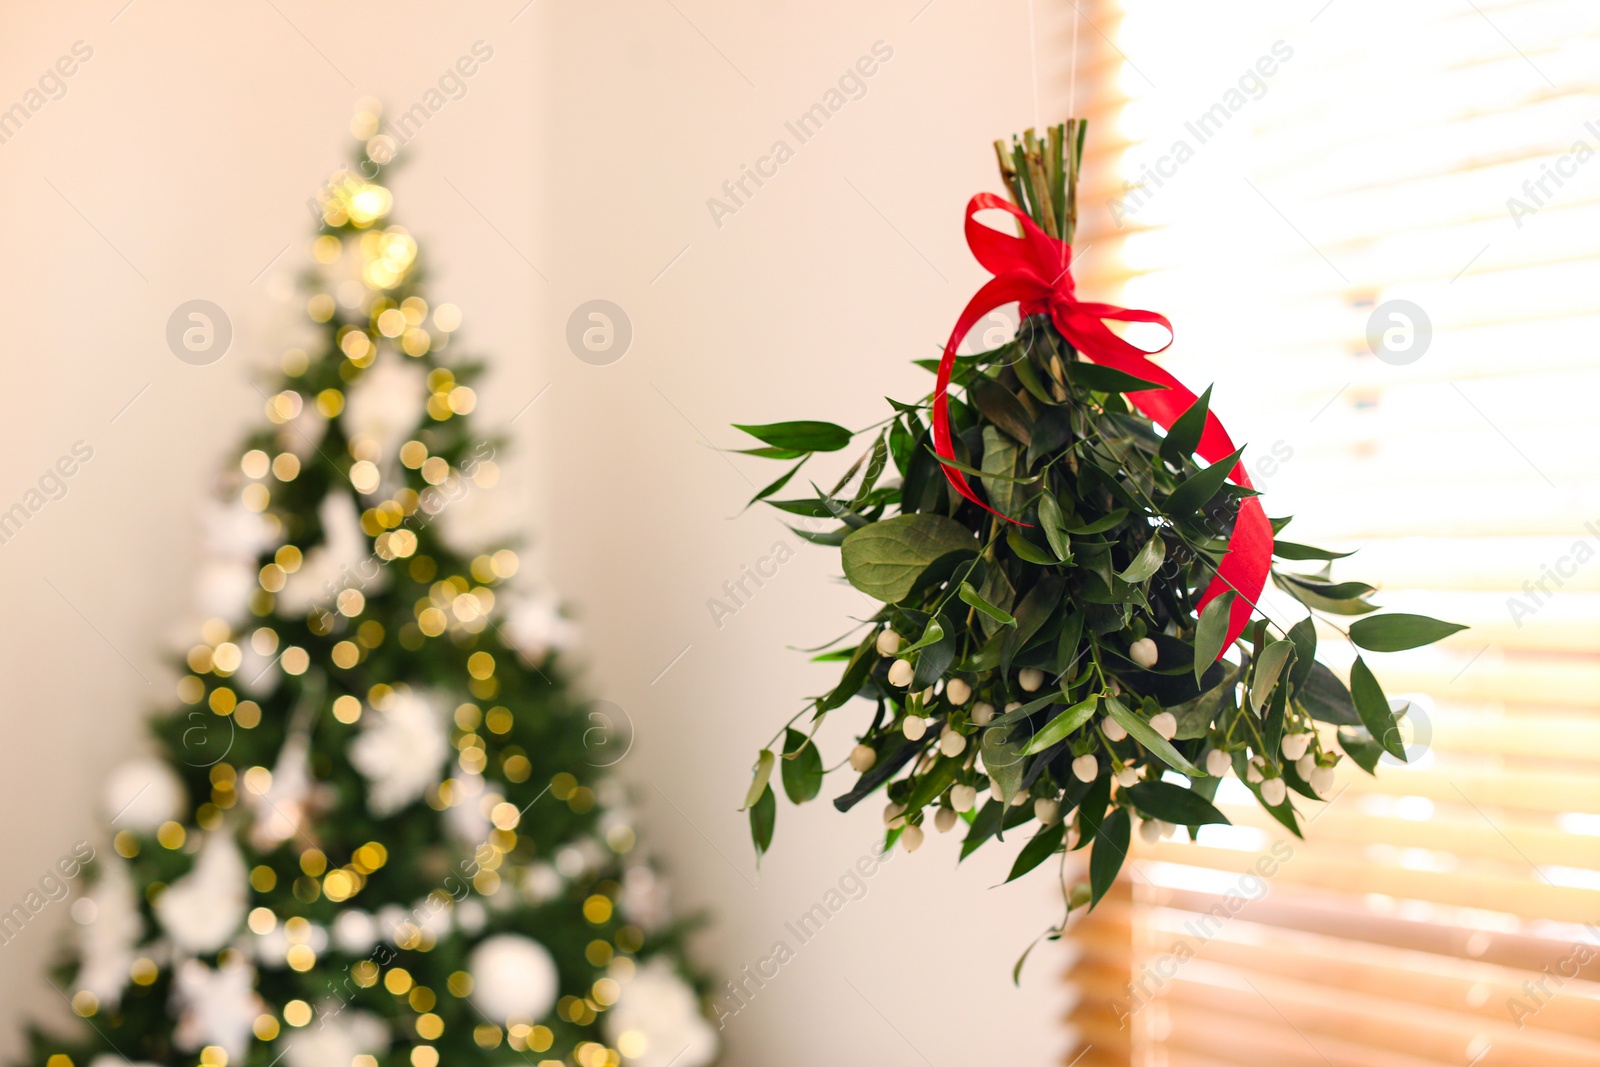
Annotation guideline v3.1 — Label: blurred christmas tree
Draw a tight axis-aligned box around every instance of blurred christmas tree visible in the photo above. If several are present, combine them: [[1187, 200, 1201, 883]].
[[17, 103, 718, 1067]]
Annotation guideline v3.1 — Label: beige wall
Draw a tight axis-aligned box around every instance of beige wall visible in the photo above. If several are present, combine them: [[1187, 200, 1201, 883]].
[[0, 2, 1083, 1063]]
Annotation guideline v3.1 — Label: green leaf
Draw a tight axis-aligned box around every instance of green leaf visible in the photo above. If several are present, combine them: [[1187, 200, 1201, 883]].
[[1063, 361, 1167, 395], [1037, 492, 1072, 563], [1287, 617, 1317, 688], [1005, 822, 1066, 884], [1125, 781, 1231, 827], [1102, 697, 1205, 776], [734, 420, 852, 453], [1061, 509, 1128, 535], [1088, 808, 1131, 908], [901, 616, 947, 654], [1006, 525, 1058, 565], [980, 726, 1028, 805], [746, 456, 809, 508], [735, 445, 806, 459], [1117, 533, 1166, 584], [971, 378, 1034, 446], [817, 634, 877, 712], [1249, 639, 1295, 715], [959, 581, 1017, 627], [961, 799, 1005, 860], [749, 783, 775, 860], [1349, 614, 1468, 653], [1159, 385, 1212, 467], [840, 514, 976, 603], [904, 756, 961, 813], [1296, 661, 1360, 726], [1193, 592, 1236, 683], [1273, 540, 1355, 562], [1350, 657, 1405, 761], [742, 749, 775, 811], [780, 729, 823, 804], [1023, 696, 1099, 755], [1337, 724, 1385, 774], [981, 426, 1025, 518], [1165, 446, 1247, 517], [1273, 572, 1380, 615]]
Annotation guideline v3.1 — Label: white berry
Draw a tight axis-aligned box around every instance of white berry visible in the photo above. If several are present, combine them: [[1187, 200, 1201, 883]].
[[849, 744, 876, 773], [876, 629, 902, 656], [1310, 764, 1336, 797], [1129, 637, 1159, 669], [950, 784, 977, 812], [1035, 798, 1060, 825], [902, 716, 927, 741], [883, 802, 905, 828], [887, 659, 915, 687], [945, 678, 972, 705], [1018, 668, 1045, 692], [1102, 716, 1128, 742], [1072, 754, 1099, 782], [1205, 748, 1230, 777], [1261, 778, 1288, 806], [970, 702, 995, 725], [1115, 765, 1140, 788], [1295, 753, 1316, 781], [1139, 818, 1161, 843], [1149, 711, 1178, 740], [1281, 732, 1312, 761], [934, 806, 958, 833], [989, 777, 1005, 802], [939, 727, 967, 758], [1246, 757, 1265, 783], [1009, 792, 1029, 806], [901, 823, 924, 853], [1004, 701, 1022, 715]]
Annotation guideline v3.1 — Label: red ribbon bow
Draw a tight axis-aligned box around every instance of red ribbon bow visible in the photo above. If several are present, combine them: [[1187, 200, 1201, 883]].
[[932, 192, 1270, 654]]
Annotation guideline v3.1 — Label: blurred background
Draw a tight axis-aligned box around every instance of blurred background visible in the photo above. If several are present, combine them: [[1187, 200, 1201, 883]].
[[2, 1, 1598, 1065]]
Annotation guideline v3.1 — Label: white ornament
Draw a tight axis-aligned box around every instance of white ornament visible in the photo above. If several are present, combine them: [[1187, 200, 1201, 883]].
[[194, 558, 258, 625], [343, 353, 427, 462], [901, 823, 925, 852], [200, 498, 279, 562], [939, 726, 967, 758], [1310, 764, 1336, 798], [970, 702, 995, 726], [901, 716, 927, 741], [501, 589, 578, 664], [1129, 638, 1159, 669], [171, 958, 261, 1062], [282, 1008, 388, 1067], [247, 730, 313, 850], [1205, 749, 1231, 778], [278, 492, 376, 615], [945, 678, 972, 705], [603, 957, 718, 1067], [332, 910, 379, 955], [1281, 732, 1313, 761], [875, 629, 902, 656], [455, 899, 488, 935], [443, 769, 491, 845], [949, 784, 977, 813], [1017, 668, 1044, 692], [91, 1057, 158, 1067], [934, 807, 958, 833], [1149, 711, 1178, 741], [887, 659, 915, 688], [848, 744, 876, 773], [468, 934, 559, 1021], [349, 688, 449, 817], [620, 865, 669, 932], [73, 857, 141, 1009], [156, 833, 248, 954], [1035, 797, 1061, 825], [104, 758, 185, 833], [1072, 754, 1099, 783], [1101, 715, 1128, 742], [1261, 777, 1288, 806]]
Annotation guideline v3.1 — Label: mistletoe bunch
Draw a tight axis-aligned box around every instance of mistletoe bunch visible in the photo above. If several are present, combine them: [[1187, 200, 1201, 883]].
[[735, 122, 1464, 934]]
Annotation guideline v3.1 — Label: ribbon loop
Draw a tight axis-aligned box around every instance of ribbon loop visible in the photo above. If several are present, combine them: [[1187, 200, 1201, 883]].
[[932, 193, 1271, 655]]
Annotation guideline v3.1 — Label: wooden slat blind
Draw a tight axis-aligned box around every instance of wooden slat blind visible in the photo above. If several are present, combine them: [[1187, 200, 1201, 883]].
[[1059, 1, 1600, 1063]]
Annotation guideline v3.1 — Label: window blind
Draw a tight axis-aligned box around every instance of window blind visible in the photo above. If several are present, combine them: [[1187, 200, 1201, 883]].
[[1057, 2, 1600, 1064]]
